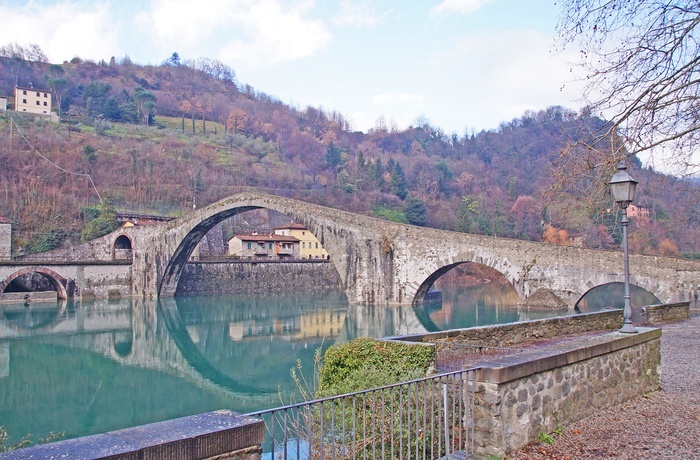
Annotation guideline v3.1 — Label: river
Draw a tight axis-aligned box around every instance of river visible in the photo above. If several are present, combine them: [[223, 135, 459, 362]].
[[0, 280, 656, 446]]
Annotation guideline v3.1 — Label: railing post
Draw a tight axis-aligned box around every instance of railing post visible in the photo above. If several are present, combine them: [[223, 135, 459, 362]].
[[444, 379, 449, 457]]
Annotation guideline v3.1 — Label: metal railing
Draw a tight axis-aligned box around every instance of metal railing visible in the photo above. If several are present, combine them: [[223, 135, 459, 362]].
[[246, 369, 477, 460]]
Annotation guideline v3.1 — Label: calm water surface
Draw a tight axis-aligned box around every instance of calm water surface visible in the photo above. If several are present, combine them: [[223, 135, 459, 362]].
[[0, 281, 639, 445]]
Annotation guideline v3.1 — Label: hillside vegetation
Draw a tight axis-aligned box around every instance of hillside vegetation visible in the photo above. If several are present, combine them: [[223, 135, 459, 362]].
[[0, 48, 698, 258]]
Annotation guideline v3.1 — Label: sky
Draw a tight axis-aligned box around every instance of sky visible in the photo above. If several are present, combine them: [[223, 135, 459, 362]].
[[0, 0, 586, 135]]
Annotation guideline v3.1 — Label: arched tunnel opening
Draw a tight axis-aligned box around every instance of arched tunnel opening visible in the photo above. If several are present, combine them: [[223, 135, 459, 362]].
[[575, 282, 661, 313]]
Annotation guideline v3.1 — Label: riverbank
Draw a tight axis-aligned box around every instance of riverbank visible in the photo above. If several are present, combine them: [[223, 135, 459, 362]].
[[506, 309, 700, 459]]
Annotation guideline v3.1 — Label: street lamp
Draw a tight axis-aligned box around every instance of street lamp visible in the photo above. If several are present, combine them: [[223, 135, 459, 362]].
[[609, 163, 638, 334]]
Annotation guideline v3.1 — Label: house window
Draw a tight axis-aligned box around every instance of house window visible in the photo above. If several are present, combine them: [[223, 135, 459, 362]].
[[302, 242, 305, 248], [315, 242, 318, 249], [247, 243, 252, 249], [302, 231, 306, 235], [268, 243, 272, 250], [43, 102, 47, 106], [43, 93, 48, 97], [36, 101, 40, 105], [22, 90, 27, 95], [22, 99, 27, 103]]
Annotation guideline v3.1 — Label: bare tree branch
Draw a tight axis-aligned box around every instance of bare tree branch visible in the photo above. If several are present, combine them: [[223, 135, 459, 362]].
[[557, 0, 700, 178]]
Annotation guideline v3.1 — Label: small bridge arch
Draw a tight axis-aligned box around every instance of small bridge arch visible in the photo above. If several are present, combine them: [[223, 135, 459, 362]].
[[413, 258, 521, 306], [0, 266, 70, 300]]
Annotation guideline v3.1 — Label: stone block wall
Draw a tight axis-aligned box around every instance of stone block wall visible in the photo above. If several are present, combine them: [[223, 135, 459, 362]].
[[176, 260, 342, 295], [75, 264, 133, 300], [634, 302, 690, 325], [0, 290, 57, 304], [473, 329, 661, 457], [399, 310, 623, 351], [0, 223, 10, 261]]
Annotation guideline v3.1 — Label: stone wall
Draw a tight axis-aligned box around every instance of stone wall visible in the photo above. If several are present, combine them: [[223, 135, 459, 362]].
[[634, 301, 690, 324], [176, 260, 342, 295], [398, 310, 623, 350], [473, 329, 661, 457], [1, 410, 264, 460], [0, 223, 10, 261], [0, 290, 57, 304], [389, 309, 671, 456]]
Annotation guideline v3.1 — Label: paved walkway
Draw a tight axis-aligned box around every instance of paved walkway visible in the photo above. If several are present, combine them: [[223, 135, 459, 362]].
[[507, 311, 700, 459]]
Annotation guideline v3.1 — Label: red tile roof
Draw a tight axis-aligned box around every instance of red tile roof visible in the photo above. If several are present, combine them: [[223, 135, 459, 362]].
[[274, 222, 308, 230], [232, 234, 300, 243]]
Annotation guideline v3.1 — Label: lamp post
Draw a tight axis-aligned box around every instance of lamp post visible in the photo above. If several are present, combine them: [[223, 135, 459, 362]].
[[609, 163, 638, 334]]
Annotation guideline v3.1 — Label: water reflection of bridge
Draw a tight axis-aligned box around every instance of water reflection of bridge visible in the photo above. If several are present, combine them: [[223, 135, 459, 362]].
[[1, 285, 556, 441], [0, 293, 432, 421]]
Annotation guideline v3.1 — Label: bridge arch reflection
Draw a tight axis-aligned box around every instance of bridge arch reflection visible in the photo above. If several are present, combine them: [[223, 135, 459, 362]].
[[0, 299, 68, 331]]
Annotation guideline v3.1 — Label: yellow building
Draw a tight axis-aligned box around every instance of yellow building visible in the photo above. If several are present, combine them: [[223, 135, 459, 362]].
[[14, 86, 52, 116], [274, 223, 328, 260]]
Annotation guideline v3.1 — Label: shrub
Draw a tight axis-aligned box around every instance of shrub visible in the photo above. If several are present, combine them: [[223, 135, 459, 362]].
[[318, 337, 434, 397]]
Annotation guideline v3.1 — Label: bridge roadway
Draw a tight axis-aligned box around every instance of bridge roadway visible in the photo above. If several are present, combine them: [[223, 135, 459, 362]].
[[2, 192, 699, 306]]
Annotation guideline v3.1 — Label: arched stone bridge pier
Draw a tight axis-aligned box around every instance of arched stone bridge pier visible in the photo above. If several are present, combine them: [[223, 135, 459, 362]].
[[6, 192, 700, 306]]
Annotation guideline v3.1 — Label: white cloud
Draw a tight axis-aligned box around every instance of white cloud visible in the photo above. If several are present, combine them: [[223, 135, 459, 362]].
[[136, 0, 331, 67], [333, 0, 386, 28], [0, 2, 122, 63], [372, 92, 424, 104], [430, 0, 494, 17], [426, 29, 585, 130]]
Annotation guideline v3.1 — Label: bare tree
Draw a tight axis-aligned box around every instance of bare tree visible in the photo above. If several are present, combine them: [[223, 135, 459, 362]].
[[557, 0, 700, 177]]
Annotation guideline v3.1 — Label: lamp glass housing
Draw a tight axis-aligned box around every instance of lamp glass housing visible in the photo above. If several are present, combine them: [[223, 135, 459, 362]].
[[609, 164, 638, 206]]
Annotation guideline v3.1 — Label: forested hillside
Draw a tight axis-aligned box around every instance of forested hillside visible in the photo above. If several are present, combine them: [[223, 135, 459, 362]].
[[0, 47, 698, 258]]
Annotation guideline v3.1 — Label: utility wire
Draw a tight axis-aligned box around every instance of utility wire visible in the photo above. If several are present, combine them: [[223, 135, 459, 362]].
[[10, 116, 103, 204]]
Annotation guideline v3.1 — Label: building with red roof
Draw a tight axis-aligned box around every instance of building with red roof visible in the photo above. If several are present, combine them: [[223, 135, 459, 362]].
[[228, 233, 300, 260]]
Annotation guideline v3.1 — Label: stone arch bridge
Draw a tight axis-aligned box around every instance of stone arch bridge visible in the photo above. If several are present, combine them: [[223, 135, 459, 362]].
[[3, 192, 699, 306]]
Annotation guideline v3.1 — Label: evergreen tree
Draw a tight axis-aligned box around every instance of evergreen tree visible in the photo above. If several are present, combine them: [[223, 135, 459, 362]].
[[404, 198, 427, 226], [325, 142, 342, 169], [390, 161, 408, 200]]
